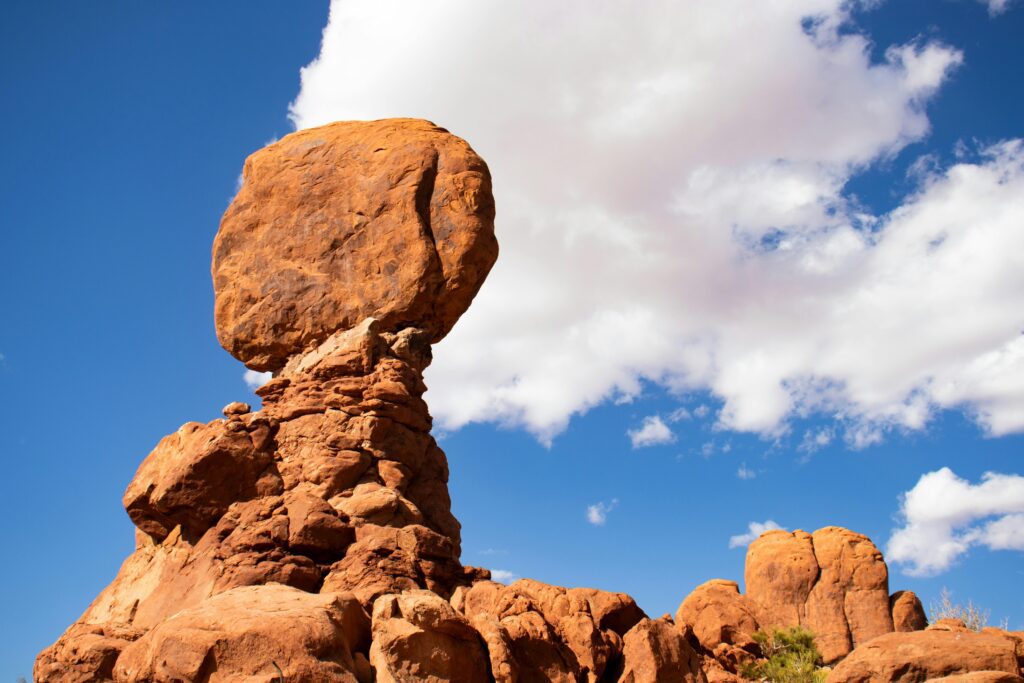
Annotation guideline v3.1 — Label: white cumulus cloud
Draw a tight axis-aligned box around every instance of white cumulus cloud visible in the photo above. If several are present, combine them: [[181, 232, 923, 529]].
[[887, 467, 1024, 576], [290, 1, 1024, 445], [730, 520, 784, 548], [628, 415, 676, 449], [587, 499, 619, 526]]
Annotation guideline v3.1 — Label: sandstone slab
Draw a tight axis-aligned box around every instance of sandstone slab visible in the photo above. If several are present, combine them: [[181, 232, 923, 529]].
[[826, 630, 1021, 683]]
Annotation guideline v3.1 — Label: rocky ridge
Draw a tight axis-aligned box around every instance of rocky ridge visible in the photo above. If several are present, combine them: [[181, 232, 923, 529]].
[[37, 119, 1023, 682]]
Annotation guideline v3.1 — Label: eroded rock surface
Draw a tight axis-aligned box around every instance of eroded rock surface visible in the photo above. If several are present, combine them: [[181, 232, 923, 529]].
[[370, 590, 490, 683]]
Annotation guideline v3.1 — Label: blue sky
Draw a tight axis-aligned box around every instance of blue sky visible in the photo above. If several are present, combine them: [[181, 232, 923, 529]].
[[1, 1, 1022, 680]]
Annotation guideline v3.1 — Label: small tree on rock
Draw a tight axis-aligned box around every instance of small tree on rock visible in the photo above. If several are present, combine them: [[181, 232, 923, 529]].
[[740, 626, 827, 683]]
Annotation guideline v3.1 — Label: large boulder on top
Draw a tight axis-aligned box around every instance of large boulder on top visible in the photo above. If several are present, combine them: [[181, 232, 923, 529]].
[[212, 118, 498, 371]]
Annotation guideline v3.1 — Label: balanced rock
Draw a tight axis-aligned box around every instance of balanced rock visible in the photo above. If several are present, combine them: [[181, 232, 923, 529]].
[[212, 118, 498, 371], [36, 119, 496, 682]]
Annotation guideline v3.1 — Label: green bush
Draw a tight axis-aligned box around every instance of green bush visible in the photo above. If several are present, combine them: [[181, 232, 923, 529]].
[[740, 626, 827, 683]]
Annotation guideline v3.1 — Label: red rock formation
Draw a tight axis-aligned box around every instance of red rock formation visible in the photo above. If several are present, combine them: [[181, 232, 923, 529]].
[[676, 526, 930, 676], [826, 629, 1022, 682], [112, 584, 370, 682], [616, 617, 706, 683], [890, 589, 928, 632], [676, 579, 759, 653], [745, 527, 894, 663], [370, 590, 490, 683], [36, 119, 496, 682], [450, 578, 648, 683]]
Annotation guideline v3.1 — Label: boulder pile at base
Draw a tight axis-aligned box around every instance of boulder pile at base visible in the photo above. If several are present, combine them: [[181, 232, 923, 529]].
[[37, 119, 1023, 683]]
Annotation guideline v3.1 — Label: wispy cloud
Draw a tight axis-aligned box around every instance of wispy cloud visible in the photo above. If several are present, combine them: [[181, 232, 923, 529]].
[[737, 463, 757, 480], [981, 0, 1012, 16], [628, 416, 676, 449], [667, 407, 692, 422], [243, 369, 273, 390], [587, 499, 619, 526], [729, 520, 784, 548], [799, 427, 833, 453], [887, 467, 1024, 576]]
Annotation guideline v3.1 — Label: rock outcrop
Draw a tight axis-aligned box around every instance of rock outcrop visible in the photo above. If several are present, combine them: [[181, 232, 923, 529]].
[[675, 527, 931, 676], [889, 589, 928, 632], [826, 628, 1022, 682], [673, 528, 1024, 682], [746, 527, 894, 663]]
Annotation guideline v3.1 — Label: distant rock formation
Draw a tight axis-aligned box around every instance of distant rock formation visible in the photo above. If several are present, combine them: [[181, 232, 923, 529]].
[[36, 120, 1023, 683], [677, 527, 928, 678]]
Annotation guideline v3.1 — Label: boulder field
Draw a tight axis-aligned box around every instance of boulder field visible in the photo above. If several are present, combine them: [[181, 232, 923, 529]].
[[37, 120, 1023, 682]]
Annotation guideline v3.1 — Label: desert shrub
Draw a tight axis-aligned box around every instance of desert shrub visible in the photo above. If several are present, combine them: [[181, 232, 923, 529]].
[[740, 626, 827, 683], [929, 587, 1007, 631]]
